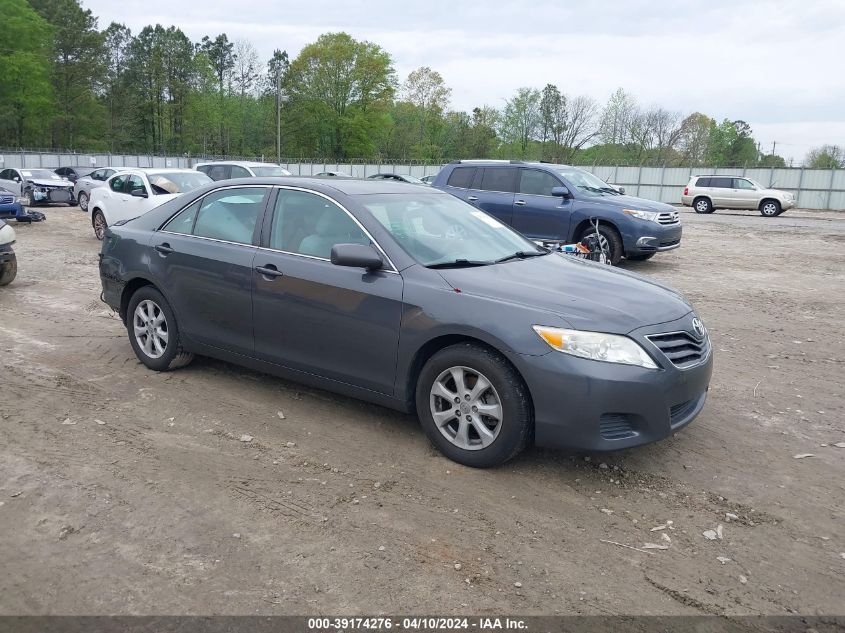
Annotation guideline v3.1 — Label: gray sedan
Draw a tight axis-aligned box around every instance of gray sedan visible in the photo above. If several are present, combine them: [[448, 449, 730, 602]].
[[99, 178, 712, 467]]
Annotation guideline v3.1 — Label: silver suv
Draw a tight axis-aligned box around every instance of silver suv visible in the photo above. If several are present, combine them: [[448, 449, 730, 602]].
[[681, 175, 796, 217]]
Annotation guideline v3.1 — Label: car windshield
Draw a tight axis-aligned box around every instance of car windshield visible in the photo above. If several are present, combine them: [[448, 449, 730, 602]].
[[362, 193, 546, 267], [147, 171, 212, 195], [557, 168, 616, 197], [21, 169, 62, 180], [746, 178, 763, 188], [251, 166, 290, 176]]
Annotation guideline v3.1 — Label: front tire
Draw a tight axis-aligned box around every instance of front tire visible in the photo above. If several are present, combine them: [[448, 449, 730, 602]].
[[416, 343, 532, 468], [126, 286, 194, 371], [25, 190, 37, 208], [92, 210, 107, 240], [693, 197, 713, 214], [77, 191, 88, 212], [579, 224, 623, 265], [760, 200, 781, 217]]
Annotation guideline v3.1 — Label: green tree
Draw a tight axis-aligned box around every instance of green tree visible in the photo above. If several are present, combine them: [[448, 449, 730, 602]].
[[0, 0, 54, 146], [677, 113, 715, 165], [401, 66, 451, 152], [30, 0, 105, 148], [102, 22, 134, 151], [707, 119, 758, 166], [285, 32, 395, 159], [201, 33, 235, 152], [805, 145, 843, 169], [500, 87, 541, 158]]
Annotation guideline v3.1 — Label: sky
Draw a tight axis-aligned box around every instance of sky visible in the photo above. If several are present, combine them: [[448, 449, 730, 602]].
[[83, 0, 845, 164]]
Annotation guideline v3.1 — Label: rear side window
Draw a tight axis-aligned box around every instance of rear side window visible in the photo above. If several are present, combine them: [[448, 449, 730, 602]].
[[519, 169, 561, 196], [710, 177, 732, 188], [191, 187, 267, 244], [206, 165, 231, 181], [480, 167, 517, 193], [446, 167, 476, 188], [230, 165, 251, 178], [695, 177, 711, 187]]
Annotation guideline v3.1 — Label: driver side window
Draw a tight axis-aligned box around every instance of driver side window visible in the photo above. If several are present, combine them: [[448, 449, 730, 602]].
[[127, 175, 147, 195]]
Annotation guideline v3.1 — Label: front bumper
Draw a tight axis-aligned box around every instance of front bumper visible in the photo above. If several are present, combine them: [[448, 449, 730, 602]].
[[511, 314, 713, 452], [622, 221, 682, 255], [31, 188, 73, 204], [0, 202, 25, 220], [781, 198, 796, 210]]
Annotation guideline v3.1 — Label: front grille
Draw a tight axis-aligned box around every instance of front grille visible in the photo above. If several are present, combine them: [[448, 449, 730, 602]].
[[599, 413, 638, 440], [669, 399, 697, 427], [660, 238, 680, 247], [658, 211, 680, 225], [0, 195, 14, 204], [646, 331, 709, 368]]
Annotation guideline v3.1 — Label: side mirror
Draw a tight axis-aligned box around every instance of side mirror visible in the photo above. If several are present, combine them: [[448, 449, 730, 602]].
[[130, 188, 148, 198], [330, 243, 383, 271], [551, 186, 571, 198], [13, 176, 20, 182], [617, 186, 625, 194]]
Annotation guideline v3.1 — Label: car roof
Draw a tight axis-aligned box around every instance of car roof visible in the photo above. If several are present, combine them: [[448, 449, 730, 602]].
[[448, 160, 574, 169], [197, 176, 445, 196], [115, 168, 199, 174]]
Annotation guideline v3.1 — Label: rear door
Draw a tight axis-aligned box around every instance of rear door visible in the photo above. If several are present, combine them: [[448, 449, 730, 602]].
[[511, 168, 572, 240], [149, 186, 269, 355], [709, 177, 733, 207], [465, 167, 517, 226]]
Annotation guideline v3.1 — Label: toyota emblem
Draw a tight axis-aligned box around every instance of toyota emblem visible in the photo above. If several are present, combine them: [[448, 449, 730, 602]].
[[692, 317, 705, 339]]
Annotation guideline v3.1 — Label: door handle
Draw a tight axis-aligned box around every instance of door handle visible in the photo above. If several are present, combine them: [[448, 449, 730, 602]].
[[514, 199, 526, 206], [255, 264, 284, 279], [467, 196, 478, 202], [154, 243, 174, 255]]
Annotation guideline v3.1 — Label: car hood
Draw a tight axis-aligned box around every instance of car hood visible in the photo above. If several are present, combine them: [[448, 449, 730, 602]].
[[761, 187, 792, 197], [581, 193, 676, 213], [435, 254, 692, 334], [27, 178, 69, 187]]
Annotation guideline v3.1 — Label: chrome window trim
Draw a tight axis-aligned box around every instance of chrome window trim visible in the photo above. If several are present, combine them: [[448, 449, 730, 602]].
[[159, 184, 399, 274]]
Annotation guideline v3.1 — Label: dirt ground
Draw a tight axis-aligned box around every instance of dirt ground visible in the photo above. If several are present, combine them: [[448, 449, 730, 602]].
[[0, 205, 843, 616]]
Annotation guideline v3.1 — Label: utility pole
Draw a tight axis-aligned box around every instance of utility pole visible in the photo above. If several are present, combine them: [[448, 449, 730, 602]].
[[771, 141, 777, 157]]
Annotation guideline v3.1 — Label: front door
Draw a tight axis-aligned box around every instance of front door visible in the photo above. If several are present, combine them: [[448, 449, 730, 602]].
[[732, 178, 758, 209], [149, 186, 269, 355], [252, 188, 404, 395], [511, 168, 573, 241], [465, 167, 517, 226]]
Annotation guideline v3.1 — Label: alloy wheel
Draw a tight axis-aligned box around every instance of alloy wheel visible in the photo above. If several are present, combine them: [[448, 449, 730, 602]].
[[133, 300, 168, 359], [78, 192, 88, 211], [429, 366, 503, 451], [761, 202, 778, 216], [695, 200, 709, 213], [93, 213, 106, 240]]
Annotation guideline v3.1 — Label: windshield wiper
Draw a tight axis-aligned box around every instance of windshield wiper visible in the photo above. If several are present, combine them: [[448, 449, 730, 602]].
[[426, 259, 491, 269], [599, 187, 622, 195], [494, 250, 547, 264]]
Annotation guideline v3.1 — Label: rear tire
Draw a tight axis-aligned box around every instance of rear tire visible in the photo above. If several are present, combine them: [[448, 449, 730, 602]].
[[126, 286, 194, 371], [416, 343, 533, 468], [77, 191, 88, 212], [579, 224, 623, 265], [0, 259, 17, 286], [760, 200, 781, 217], [693, 197, 713, 214], [92, 210, 107, 240]]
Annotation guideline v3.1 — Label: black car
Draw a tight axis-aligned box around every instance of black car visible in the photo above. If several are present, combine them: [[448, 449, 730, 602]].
[[53, 166, 97, 184], [99, 178, 712, 467]]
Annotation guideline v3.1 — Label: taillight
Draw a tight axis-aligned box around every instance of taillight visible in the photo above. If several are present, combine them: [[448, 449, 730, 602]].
[[683, 187, 689, 196]]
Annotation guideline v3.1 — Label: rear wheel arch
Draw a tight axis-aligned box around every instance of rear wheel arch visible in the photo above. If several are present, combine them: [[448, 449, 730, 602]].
[[120, 278, 155, 324]]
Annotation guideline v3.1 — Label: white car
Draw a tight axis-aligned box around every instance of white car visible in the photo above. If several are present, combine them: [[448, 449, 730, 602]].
[[74, 167, 123, 212], [195, 160, 291, 180], [89, 169, 212, 240]]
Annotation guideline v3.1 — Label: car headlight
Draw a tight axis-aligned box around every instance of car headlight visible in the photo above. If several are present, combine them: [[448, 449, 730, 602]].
[[622, 208, 660, 222], [533, 325, 658, 369]]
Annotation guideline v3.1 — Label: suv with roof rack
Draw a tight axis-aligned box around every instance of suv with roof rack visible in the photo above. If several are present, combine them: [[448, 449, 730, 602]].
[[680, 175, 795, 217], [432, 160, 682, 264]]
